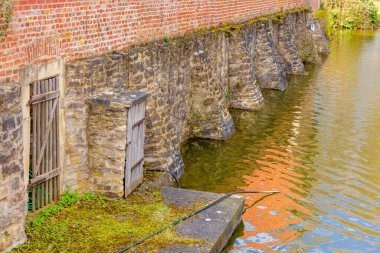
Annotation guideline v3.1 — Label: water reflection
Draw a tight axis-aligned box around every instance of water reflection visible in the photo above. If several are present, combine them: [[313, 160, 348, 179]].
[[232, 148, 313, 252], [181, 30, 380, 252]]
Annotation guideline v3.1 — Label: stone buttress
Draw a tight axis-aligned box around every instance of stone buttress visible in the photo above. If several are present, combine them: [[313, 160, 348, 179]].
[[270, 19, 305, 75], [228, 24, 264, 111], [190, 32, 235, 140], [255, 22, 288, 90]]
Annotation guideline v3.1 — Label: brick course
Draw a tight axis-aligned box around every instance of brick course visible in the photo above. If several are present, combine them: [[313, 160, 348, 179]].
[[1, 0, 310, 83]]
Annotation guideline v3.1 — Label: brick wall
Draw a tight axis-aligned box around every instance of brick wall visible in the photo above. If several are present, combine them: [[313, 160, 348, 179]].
[[0, 0, 309, 83], [310, 0, 321, 10]]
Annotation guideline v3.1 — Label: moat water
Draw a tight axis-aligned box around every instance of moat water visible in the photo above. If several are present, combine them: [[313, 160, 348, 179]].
[[180, 30, 380, 252]]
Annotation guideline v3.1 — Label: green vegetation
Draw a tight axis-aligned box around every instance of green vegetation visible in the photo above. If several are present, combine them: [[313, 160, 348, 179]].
[[0, 0, 13, 38], [321, 0, 379, 30], [29, 192, 96, 227], [163, 36, 170, 43], [226, 90, 232, 100], [271, 11, 286, 24], [11, 190, 204, 253], [314, 9, 334, 38], [375, 1, 380, 20]]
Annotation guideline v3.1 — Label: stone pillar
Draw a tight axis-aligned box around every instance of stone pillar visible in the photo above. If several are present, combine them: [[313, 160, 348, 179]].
[[0, 84, 27, 252], [228, 24, 264, 111], [87, 90, 149, 198]]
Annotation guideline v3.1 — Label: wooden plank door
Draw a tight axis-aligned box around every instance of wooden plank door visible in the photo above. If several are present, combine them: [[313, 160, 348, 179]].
[[125, 101, 146, 197], [29, 76, 60, 211]]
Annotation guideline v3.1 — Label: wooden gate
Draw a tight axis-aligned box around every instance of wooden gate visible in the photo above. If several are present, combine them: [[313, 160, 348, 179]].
[[125, 100, 146, 197], [29, 76, 60, 211]]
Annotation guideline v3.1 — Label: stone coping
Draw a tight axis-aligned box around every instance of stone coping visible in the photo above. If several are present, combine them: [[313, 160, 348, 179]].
[[89, 90, 150, 108]]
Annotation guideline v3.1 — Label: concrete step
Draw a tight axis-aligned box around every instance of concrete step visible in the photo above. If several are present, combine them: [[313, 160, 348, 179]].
[[159, 187, 245, 253]]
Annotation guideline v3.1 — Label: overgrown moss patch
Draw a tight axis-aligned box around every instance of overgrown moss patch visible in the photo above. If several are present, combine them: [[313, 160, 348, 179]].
[[11, 190, 204, 253]]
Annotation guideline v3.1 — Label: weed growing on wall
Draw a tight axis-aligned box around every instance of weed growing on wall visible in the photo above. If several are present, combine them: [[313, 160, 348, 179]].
[[0, 0, 12, 37], [226, 90, 232, 100]]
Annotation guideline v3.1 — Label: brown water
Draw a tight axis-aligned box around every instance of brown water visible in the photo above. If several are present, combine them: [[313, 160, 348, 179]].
[[180, 30, 380, 252]]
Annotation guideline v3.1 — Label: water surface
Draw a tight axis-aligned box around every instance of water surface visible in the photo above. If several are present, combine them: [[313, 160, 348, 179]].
[[180, 30, 380, 252]]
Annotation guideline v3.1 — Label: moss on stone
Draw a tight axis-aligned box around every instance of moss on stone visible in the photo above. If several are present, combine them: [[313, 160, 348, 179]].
[[287, 6, 311, 14], [178, 7, 311, 41], [97, 6, 312, 61], [11, 190, 205, 253], [271, 11, 286, 24]]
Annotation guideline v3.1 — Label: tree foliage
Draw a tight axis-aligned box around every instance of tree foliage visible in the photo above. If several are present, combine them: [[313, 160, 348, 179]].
[[322, 0, 379, 29]]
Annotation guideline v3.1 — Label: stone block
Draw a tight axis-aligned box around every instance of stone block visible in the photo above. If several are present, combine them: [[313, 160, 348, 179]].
[[87, 90, 149, 197]]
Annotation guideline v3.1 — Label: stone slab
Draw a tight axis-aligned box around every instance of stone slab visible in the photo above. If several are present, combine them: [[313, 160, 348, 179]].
[[159, 187, 245, 253], [89, 90, 150, 108]]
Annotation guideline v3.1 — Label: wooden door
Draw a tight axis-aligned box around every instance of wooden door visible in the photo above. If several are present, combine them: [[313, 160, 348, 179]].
[[29, 76, 60, 211], [125, 101, 146, 197]]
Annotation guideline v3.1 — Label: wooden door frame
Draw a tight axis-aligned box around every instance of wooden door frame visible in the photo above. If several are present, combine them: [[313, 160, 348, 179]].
[[20, 59, 65, 197]]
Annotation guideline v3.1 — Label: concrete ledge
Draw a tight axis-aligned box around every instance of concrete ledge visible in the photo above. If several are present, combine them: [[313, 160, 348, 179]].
[[159, 187, 245, 253]]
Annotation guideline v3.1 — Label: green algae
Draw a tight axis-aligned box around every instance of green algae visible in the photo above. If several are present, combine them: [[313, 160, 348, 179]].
[[11, 190, 204, 253]]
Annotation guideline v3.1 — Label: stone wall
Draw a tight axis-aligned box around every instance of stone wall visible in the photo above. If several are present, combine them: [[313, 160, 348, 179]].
[[64, 55, 127, 191], [64, 11, 329, 190], [126, 43, 192, 178], [0, 84, 27, 252]]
